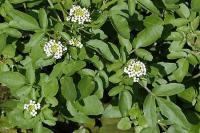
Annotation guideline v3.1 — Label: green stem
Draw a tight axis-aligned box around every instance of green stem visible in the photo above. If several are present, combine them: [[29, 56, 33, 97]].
[[144, 86, 155, 96], [158, 122, 167, 132], [192, 72, 200, 79], [47, 0, 62, 22], [100, 0, 118, 11], [59, 2, 68, 19]]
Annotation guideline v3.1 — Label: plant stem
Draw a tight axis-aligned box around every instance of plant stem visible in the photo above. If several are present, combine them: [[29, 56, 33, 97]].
[[47, 0, 62, 22], [158, 122, 167, 132], [192, 72, 200, 79], [141, 84, 155, 96], [100, 0, 118, 11]]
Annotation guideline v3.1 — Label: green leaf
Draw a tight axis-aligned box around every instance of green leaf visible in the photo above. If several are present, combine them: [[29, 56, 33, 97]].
[[87, 55, 104, 70], [135, 48, 153, 61], [73, 128, 90, 133], [60, 32, 71, 40], [74, 95, 104, 115], [118, 34, 132, 54], [153, 83, 185, 96], [63, 61, 86, 76], [110, 14, 130, 39], [191, 0, 200, 12], [137, 0, 160, 15], [2, 43, 16, 58], [0, 23, 9, 30], [42, 108, 57, 126], [103, 105, 121, 118], [109, 42, 120, 59], [143, 94, 157, 127], [30, 41, 47, 67], [108, 85, 124, 96], [49, 61, 65, 79], [4, 28, 22, 38], [62, 0, 73, 10], [38, 8, 48, 29], [178, 86, 196, 103], [167, 51, 187, 59], [191, 16, 200, 31], [54, 22, 63, 33], [176, 4, 190, 18], [162, 0, 180, 5], [140, 127, 159, 133], [144, 15, 163, 27], [78, 69, 96, 77], [109, 69, 124, 83], [14, 85, 32, 97], [81, 0, 91, 7], [0, 100, 18, 111], [99, 70, 109, 88], [25, 63, 35, 85], [119, 90, 132, 117], [92, 0, 102, 4], [0, 34, 7, 54], [8, 9, 40, 31], [156, 97, 191, 129], [61, 76, 77, 101], [167, 125, 188, 133], [187, 53, 199, 65], [67, 101, 78, 116], [117, 117, 131, 130], [45, 97, 58, 107], [68, 113, 95, 125], [43, 124, 53, 133], [86, 39, 116, 62], [169, 18, 189, 27], [128, 0, 135, 16], [106, 61, 123, 72], [24, 32, 45, 52], [157, 62, 177, 75], [169, 58, 189, 82], [35, 58, 54, 68], [133, 25, 163, 49], [8, 0, 30, 4], [91, 11, 108, 29], [94, 76, 104, 99], [78, 76, 95, 99], [42, 78, 58, 97], [33, 122, 42, 133], [195, 98, 200, 112], [7, 108, 38, 128], [166, 32, 183, 41], [0, 71, 26, 89]]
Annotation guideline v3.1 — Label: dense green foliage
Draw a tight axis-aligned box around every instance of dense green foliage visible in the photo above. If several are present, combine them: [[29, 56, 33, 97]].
[[0, 0, 200, 132]]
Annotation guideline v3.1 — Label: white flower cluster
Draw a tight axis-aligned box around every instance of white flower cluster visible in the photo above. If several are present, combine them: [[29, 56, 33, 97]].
[[66, 5, 91, 24], [124, 59, 146, 82], [24, 100, 41, 117], [68, 38, 83, 48], [44, 39, 67, 59]]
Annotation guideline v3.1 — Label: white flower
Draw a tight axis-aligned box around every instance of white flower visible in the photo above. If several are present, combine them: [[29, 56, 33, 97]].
[[68, 38, 83, 48], [24, 100, 41, 117], [44, 39, 67, 59], [30, 110, 37, 117], [124, 59, 146, 82], [66, 5, 91, 24]]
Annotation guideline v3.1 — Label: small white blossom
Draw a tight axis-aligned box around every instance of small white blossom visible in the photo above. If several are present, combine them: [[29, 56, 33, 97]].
[[44, 39, 67, 59], [68, 38, 83, 48], [24, 100, 41, 117], [66, 5, 91, 24], [30, 110, 37, 117], [124, 59, 146, 82]]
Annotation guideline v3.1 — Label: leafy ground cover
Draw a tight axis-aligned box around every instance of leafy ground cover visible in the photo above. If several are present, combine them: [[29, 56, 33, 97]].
[[0, 0, 200, 133]]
